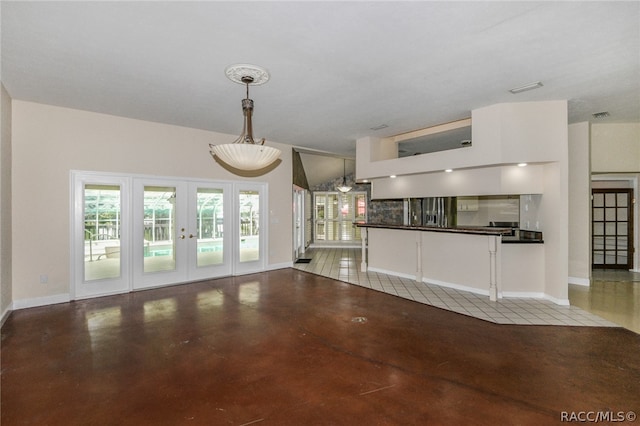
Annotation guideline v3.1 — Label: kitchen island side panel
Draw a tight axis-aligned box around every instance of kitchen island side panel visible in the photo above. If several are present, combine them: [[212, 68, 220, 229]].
[[367, 228, 420, 279], [367, 227, 496, 295], [420, 231, 493, 294]]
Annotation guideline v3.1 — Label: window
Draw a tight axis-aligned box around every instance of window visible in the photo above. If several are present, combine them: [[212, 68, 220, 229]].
[[314, 191, 367, 242]]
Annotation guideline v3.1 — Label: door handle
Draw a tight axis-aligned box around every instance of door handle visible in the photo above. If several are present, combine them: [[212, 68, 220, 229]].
[[189, 234, 196, 239], [180, 235, 185, 239]]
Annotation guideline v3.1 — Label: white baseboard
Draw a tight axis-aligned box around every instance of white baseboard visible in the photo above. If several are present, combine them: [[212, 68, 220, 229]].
[[1, 304, 12, 327], [501, 291, 546, 299], [309, 243, 361, 249], [12, 293, 71, 310], [368, 267, 572, 306], [367, 267, 417, 281], [569, 276, 590, 286], [544, 294, 571, 306], [268, 261, 293, 270], [422, 277, 491, 297]]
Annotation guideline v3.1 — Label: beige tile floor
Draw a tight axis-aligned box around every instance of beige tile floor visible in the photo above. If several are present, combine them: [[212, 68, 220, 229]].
[[294, 247, 630, 331]]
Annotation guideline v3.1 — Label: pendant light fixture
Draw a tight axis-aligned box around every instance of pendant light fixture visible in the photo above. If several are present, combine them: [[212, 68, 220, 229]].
[[209, 64, 281, 171], [336, 159, 352, 193]]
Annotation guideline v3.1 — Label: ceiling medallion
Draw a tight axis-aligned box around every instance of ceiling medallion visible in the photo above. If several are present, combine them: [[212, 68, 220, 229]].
[[224, 64, 270, 86]]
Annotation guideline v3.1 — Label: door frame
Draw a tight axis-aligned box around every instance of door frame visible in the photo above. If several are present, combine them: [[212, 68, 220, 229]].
[[71, 171, 132, 299], [591, 174, 638, 271], [293, 186, 306, 260], [233, 182, 268, 275]]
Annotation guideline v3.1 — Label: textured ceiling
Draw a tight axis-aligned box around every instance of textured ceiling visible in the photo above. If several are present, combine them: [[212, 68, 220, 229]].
[[2, 1, 639, 176]]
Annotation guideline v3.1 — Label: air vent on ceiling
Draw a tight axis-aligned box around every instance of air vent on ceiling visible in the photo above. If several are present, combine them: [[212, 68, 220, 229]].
[[592, 111, 610, 119], [370, 124, 389, 131]]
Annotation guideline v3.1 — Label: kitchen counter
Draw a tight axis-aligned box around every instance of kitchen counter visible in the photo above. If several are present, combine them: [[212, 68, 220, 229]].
[[355, 223, 544, 301], [355, 222, 512, 236], [355, 222, 543, 243]]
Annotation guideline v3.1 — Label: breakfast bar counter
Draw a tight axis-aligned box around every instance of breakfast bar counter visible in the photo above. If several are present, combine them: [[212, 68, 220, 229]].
[[355, 223, 544, 301]]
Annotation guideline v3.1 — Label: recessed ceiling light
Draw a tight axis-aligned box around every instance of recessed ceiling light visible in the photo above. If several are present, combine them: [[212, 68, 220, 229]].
[[370, 124, 389, 131], [592, 111, 610, 119], [390, 175, 397, 179], [518, 163, 528, 167], [445, 169, 453, 173], [509, 81, 543, 94]]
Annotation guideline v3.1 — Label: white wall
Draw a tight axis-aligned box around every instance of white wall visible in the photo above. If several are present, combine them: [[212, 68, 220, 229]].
[[370, 164, 545, 199], [568, 122, 591, 285], [591, 123, 640, 173], [356, 101, 568, 181], [0, 84, 12, 321], [11, 101, 293, 303]]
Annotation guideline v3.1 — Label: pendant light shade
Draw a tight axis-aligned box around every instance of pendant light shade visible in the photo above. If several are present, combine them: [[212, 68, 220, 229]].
[[336, 159, 352, 193], [209, 64, 281, 171]]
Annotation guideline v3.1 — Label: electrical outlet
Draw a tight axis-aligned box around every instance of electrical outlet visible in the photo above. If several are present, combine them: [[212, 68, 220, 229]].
[[39, 274, 48, 284]]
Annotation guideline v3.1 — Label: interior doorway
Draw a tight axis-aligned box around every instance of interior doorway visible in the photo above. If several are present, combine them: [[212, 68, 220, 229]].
[[592, 188, 634, 270]]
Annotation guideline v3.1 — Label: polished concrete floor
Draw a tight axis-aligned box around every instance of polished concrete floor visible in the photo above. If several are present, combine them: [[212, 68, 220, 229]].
[[570, 269, 640, 334], [2, 268, 639, 425], [294, 248, 624, 330]]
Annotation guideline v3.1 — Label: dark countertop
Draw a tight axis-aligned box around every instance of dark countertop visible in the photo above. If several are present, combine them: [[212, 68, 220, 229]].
[[354, 222, 512, 236], [355, 222, 544, 243]]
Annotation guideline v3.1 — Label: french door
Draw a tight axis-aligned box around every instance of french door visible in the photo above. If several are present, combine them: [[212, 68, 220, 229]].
[[72, 172, 266, 299], [132, 179, 233, 289], [592, 188, 634, 269]]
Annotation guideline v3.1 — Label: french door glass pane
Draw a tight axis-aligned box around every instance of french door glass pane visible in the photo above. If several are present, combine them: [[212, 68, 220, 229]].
[[196, 188, 224, 267], [605, 208, 616, 221], [617, 193, 628, 206], [593, 193, 604, 206], [84, 184, 121, 281], [593, 236, 604, 250], [593, 251, 604, 264], [618, 208, 627, 220], [605, 193, 615, 205], [605, 222, 616, 235], [618, 222, 628, 235], [143, 186, 176, 273], [593, 222, 604, 236], [593, 208, 604, 221], [239, 190, 259, 262]]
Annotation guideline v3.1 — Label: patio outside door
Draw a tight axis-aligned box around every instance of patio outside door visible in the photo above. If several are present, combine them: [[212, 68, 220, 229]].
[[132, 179, 232, 290], [73, 173, 264, 299]]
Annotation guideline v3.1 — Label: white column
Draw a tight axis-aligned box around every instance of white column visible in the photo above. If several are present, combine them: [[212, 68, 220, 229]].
[[488, 235, 498, 301], [416, 231, 423, 283]]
